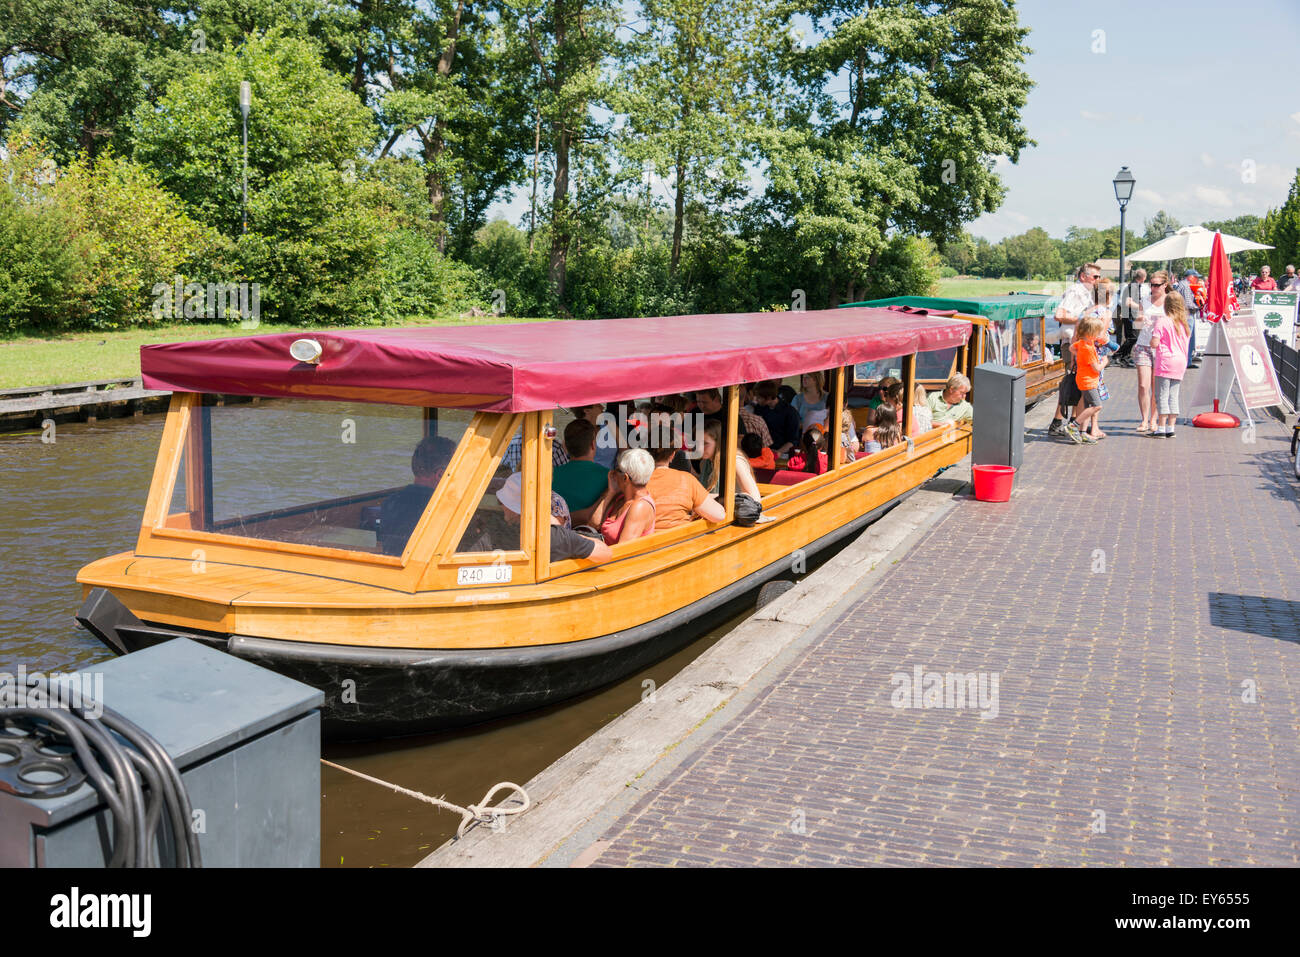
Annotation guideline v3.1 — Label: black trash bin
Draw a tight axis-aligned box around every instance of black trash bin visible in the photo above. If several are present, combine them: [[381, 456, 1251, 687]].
[[973, 362, 1026, 470]]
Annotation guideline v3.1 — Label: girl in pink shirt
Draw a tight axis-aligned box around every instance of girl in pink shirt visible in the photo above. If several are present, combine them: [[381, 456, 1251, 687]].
[[1149, 293, 1191, 438]]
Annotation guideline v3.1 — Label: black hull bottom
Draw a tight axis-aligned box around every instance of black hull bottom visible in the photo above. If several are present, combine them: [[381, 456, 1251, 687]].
[[79, 492, 910, 740]]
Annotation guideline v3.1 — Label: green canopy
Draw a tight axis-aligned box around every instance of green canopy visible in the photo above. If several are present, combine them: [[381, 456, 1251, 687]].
[[841, 294, 1061, 323]]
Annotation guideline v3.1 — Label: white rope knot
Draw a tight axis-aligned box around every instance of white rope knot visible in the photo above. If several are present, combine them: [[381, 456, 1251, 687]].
[[461, 782, 531, 838], [321, 759, 531, 840]]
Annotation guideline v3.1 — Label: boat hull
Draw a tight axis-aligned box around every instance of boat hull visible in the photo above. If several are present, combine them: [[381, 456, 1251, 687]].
[[79, 492, 909, 739]]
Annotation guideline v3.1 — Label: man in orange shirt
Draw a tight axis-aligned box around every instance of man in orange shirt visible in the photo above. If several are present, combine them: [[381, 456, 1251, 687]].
[[645, 442, 726, 529]]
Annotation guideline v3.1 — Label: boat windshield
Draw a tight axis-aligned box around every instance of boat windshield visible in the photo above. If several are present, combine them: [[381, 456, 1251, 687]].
[[162, 398, 474, 556], [855, 348, 956, 384]]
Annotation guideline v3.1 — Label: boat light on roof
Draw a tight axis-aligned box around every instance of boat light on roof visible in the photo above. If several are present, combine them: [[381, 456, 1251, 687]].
[[289, 338, 323, 365]]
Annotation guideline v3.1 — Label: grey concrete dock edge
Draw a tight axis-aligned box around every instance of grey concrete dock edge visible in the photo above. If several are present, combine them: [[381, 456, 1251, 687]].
[[416, 401, 1055, 868]]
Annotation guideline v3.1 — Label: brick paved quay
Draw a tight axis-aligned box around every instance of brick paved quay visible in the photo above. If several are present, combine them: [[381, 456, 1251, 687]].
[[584, 367, 1300, 867]]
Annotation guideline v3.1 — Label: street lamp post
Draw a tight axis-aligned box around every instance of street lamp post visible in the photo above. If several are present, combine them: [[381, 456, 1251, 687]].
[[1113, 166, 1135, 289], [240, 82, 251, 235]]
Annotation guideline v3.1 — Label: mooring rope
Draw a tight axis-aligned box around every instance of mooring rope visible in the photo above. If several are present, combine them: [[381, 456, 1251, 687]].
[[320, 759, 530, 838]]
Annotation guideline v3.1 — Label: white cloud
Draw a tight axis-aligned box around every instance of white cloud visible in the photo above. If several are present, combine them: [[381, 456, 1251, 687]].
[[1291, 111, 1300, 124], [1194, 185, 1234, 208], [1134, 188, 1165, 205], [1080, 110, 1111, 122], [1200, 152, 1215, 168]]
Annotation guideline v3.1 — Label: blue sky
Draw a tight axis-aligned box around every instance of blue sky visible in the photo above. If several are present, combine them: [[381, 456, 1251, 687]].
[[488, 0, 1300, 241], [970, 0, 1300, 241]]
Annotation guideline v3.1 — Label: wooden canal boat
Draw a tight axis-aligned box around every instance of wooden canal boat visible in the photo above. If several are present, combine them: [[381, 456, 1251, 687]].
[[76, 308, 973, 738], [845, 294, 1066, 402]]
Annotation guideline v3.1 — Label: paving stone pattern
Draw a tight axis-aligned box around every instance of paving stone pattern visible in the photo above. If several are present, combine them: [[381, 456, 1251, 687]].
[[590, 368, 1300, 866]]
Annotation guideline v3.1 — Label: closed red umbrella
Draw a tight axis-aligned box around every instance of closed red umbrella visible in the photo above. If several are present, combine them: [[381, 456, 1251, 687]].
[[1202, 230, 1237, 323], [1194, 231, 1240, 427]]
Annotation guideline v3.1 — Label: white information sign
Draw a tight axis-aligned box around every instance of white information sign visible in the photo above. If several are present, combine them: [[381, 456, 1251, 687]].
[[1251, 290, 1299, 347]]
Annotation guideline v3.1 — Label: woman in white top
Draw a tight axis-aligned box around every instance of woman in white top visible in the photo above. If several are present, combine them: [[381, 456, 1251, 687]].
[[1132, 270, 1170, 433], [791, 372, 828, 431]]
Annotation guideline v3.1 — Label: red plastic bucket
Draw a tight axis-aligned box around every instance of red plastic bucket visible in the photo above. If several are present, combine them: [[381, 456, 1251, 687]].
[[972, 464, 1016, 502]]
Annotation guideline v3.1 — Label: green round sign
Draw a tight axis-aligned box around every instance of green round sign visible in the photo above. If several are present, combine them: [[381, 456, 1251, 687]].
[[1264, 311, 1284, 329]]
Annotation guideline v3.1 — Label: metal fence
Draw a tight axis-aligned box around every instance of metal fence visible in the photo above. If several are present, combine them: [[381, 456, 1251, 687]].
[[1266, 333, 1300, 409]]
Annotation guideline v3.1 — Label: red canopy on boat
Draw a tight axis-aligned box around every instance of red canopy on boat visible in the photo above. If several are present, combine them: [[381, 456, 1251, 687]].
[[140, 308, 972, 412]]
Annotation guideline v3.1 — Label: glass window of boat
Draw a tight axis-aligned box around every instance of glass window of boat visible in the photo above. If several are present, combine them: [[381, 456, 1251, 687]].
[[162, 398, 473, 556], [455, 422, 525, 555], [854, 349, 955, 385]]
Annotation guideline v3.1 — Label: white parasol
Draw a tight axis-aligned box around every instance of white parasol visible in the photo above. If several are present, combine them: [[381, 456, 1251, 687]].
[[1125, 224, 1272, 262]]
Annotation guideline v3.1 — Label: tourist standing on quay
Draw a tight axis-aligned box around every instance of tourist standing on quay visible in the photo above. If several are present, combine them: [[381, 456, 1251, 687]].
[[1150, 290, 1191, 438], [1132, 270, 1171, 433], [1114, 267, 1147, 366], [1252, 265, 1278, 291], [1049, 263, 1100, 436], [1174, 269, 1201, 369]]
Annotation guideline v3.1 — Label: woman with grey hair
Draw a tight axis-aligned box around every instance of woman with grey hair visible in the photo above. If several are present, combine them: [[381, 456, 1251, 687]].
[[589, 448, 658, 545]]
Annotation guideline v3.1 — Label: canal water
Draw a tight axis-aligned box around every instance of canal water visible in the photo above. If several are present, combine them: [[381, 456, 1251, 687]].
[[0, 412, 780, 867]]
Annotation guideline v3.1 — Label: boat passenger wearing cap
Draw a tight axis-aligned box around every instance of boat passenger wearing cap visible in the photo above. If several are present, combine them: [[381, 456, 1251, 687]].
[[496, 471, 614, 564]]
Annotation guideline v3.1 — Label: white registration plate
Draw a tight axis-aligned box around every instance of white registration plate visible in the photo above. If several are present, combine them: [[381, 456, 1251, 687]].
[[457, 565, 513, 586]]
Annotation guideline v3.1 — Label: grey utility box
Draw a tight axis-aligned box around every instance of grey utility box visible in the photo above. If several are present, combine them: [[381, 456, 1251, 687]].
[[972, 362, 1026, 470], [0, 638, 323, 868]]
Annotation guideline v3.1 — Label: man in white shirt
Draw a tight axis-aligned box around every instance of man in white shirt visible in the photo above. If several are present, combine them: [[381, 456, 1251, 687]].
[[1048, 262, 1101, 435]]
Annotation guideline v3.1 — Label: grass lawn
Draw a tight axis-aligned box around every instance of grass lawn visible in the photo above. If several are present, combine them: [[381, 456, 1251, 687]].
[[936, 277, 1070, 298], [0, 315, 548, 391]]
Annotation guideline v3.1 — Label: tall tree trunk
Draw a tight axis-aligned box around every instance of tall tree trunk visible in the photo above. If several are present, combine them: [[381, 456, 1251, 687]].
[[549, 122, 571, 302], [425, 0, 466, 251], [528, 98, 541, 252], [670, 151, 685, 275], [547, 0, 571, 303]]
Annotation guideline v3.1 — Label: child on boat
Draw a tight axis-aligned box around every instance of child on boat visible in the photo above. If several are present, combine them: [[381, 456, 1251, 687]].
[[911, 383, 932, 435], [787, 425, 829, 474]]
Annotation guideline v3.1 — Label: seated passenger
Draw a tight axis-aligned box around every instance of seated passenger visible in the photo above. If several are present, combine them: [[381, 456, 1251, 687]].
[[695, 420, 724, 493], [495, 471, 613, 564], [1018, 332, 1040, 365], [838, 377, 861, 457], [588, 448, 657, 545], [859, 407, 880, 454], [572, 403, 618, 470], [645, 440, 726, 529], [753, 381, 802, 457], [787, 425, 829, 475], [876, 379, 904, 423], [552, 418, 609, 526], [868, 376, 900, 410], [926, 373, 973, 424], [791, 372, 828, 431], [378, 434, 457, 555], [870, 407, 903, 453], [741, 431, 775, 470], [911, 383, 932, 435]]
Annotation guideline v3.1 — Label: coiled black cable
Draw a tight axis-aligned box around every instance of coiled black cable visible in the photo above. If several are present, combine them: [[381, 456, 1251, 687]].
[[1, 675, 202, 868]]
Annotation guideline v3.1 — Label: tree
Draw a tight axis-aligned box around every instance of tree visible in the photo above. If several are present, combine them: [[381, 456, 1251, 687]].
[[938, 231, 978, 275], [133, 29, 376, 235], [1204, 213, 1264, 272], [0, 0, 191, 160], [508, 0, 618, 305], [752, 0, 1033, 304], [1141, 209, 1181, 246], [1002, 227, 1063, 279], [1252, 173, 1300, 276], [612, 0, 779, 273], [373, 1, 534, 252]]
